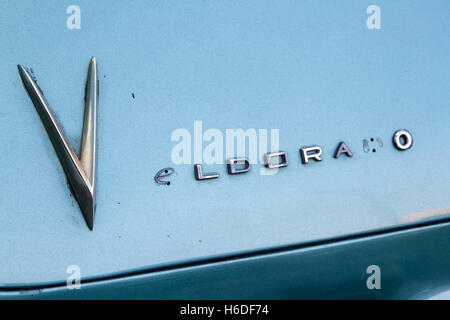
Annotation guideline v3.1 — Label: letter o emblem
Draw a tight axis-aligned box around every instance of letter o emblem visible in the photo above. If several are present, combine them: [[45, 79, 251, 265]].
[[393, 129, 413, 151]]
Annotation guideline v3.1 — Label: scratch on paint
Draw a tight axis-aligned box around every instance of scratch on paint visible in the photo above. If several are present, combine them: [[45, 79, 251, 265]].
[[400, 206, 450, 224]]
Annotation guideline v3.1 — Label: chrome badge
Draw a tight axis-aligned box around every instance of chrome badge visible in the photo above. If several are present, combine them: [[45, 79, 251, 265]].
[[18, 58, 98, 230]]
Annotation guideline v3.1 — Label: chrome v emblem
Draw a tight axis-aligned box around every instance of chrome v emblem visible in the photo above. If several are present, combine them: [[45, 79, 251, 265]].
[[18, 58, 98, 230]]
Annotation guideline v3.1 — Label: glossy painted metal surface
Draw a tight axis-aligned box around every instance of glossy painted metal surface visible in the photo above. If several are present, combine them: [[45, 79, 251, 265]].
[[2, 220, 450, 299], [17, 58, 98, 229], [0, 1, 449, 290]]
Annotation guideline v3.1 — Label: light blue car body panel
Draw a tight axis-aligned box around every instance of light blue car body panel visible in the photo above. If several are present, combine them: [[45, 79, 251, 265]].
[[0, 1, 449, 297], [2, 221, 450, 299]]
